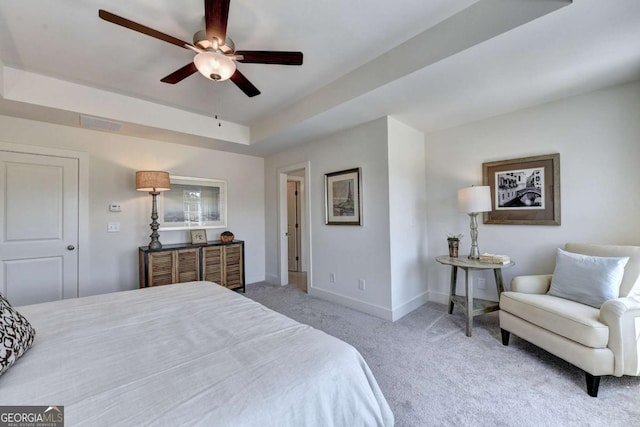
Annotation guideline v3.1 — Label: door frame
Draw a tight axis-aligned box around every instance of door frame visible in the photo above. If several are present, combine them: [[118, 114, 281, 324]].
[[0, 141, 90, 296], [277, 161, 311, 288]]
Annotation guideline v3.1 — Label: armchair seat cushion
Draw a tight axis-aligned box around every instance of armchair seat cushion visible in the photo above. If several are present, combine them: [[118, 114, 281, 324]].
[[501, 291, 608, 348]]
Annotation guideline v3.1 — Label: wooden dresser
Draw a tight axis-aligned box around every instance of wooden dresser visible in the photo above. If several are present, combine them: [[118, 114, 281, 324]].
[[139, 240, 245, 292]]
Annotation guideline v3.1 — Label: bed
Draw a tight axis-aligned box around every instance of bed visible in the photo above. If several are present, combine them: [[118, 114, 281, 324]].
[[0, 281, 394, 426]]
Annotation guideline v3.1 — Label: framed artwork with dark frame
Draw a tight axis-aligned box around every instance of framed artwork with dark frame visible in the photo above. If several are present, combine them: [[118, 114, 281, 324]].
[[325, 167, 362, 225], [482, 153, 560, 225]]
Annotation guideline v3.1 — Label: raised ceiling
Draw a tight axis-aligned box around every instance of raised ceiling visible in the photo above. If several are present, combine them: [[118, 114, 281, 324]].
[[0, 0, 639, 156]]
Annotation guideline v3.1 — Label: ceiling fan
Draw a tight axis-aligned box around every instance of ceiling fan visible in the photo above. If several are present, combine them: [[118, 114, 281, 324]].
[[98, 0, 303, 97]]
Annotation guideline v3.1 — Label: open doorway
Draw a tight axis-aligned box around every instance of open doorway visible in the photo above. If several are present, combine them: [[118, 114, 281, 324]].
[[278, 162, 311, 292], [286, 176, 306, 291]]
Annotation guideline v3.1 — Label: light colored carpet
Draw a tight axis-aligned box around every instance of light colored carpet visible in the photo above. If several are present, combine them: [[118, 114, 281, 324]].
[[245, 282, 640, 427]]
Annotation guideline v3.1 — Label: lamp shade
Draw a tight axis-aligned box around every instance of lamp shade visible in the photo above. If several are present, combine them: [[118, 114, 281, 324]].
[[194, 51, 236, 81], [457, 186, 492, 213], [136, 171, 171, 192]]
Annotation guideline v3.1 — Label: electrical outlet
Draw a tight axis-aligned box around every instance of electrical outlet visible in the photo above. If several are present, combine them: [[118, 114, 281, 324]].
[[477, 278, 486, 289], [330, 272, 336, 283], [358, 279, 366, 291]]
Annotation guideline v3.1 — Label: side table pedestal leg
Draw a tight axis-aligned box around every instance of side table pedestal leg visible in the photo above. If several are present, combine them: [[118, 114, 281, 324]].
[[465, 269, 473, 337], [448, 266, 458, 315]]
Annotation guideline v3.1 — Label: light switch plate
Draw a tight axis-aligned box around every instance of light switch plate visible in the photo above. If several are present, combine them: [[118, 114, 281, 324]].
[[107, 222, 120, 233]]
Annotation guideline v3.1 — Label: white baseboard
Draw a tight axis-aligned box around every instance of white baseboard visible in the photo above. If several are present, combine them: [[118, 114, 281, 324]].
[[309, 287, 393, 320], [308, 287, 433, 321], [391, 291, 430, 321]]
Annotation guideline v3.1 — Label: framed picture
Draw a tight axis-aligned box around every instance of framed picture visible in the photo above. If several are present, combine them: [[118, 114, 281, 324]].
[[160, 176, 227, 230], [190, 229, 208, 244], [325, 168, 362, 225], [483, 154, 560, 225]]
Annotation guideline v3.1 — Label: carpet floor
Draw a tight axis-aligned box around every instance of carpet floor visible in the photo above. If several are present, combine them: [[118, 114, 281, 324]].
[[245, 282, 640, 427]]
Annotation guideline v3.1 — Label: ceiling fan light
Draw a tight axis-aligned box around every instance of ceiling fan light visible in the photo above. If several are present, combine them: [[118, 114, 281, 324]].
[[194, 51, 236, 81]]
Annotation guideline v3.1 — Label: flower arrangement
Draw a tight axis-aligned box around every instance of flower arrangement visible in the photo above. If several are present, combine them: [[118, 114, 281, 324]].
[[447, 233, 463, 241]]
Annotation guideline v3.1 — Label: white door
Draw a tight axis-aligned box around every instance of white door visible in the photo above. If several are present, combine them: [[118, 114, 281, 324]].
[[0, 151, 79, 305]]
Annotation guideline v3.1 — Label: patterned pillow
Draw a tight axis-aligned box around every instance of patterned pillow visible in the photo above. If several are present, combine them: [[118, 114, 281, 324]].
[[1, 293, 36, 376]]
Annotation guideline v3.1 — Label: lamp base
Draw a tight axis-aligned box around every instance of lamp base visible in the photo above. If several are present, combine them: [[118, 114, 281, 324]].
[[148, 191, 163, 250], [149, 239, 162, 250], [468, 212, 481, 260]]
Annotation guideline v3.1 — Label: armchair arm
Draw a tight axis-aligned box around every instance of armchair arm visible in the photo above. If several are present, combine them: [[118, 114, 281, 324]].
[[510, 274, 552, 294], [600, 297, 640, 377]]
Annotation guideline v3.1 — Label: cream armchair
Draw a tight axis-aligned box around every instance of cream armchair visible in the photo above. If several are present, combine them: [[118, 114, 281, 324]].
[[499, 243, 640, 397]]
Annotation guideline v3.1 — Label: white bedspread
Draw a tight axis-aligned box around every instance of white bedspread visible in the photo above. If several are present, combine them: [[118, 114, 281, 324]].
[[0, 281, 393, 426]]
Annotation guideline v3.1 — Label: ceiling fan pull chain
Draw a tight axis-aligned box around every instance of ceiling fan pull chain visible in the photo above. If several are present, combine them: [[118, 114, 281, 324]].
[[214, 89, 222, 127]]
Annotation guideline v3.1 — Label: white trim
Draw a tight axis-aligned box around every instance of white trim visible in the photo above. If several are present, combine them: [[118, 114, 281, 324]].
[[0, 141, 90, 297], [277, 172, 288, 286], [309, 287, 393, 320], [391, 291, 430, 321], [309, 286, 430, 322]]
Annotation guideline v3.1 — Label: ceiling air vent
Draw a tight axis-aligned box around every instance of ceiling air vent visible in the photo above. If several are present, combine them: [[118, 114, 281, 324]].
[[80, 115, 123, 132]]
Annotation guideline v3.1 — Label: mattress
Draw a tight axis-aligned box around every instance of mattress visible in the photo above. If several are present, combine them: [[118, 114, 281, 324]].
[[0, 281, 394, 426]]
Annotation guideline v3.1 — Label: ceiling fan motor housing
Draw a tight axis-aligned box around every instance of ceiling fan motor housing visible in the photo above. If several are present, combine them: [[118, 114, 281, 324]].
[[193, 30, 234, 54]]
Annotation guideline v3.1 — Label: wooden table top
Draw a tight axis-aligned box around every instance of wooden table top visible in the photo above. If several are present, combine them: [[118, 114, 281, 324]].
[[435, 255, 515, 269]]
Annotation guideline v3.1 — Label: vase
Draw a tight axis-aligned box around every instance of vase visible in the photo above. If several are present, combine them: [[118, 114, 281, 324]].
[[448, 239, 459, 258], [220, 231, 234, 243]]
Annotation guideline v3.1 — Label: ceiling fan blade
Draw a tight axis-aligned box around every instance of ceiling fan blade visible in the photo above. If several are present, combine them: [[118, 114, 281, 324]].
[[230, 70, 260, 97], [160, 63, 198, 84], [235, 51, 303, 66], [99, 9, 192, 49], [205, 0, 231, 45]]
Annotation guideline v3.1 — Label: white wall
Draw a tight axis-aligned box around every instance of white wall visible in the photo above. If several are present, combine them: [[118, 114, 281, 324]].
[[425, 79, 640, 304], [0, 115, 265, 297], [265, 116, 430, 320], [265, 118, 394, 317], [387, 117, 429, 319]]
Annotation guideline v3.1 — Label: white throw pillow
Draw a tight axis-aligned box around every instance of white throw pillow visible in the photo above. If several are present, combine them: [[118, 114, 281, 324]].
[[548, 248, 629, 308]]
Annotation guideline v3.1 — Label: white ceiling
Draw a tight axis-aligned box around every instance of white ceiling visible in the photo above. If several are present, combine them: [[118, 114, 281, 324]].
[[0, 0, 639, 156]]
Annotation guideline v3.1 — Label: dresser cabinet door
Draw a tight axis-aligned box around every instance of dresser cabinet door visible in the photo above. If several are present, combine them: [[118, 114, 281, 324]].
[[147, 251, 175, 286], [176, 248, 200, 283], [202, 246, 223, 284], [224, 243, 244, 290]]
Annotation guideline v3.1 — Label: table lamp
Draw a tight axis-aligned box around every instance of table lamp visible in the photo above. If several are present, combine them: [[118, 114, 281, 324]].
[[136, 171, 171, 250], [457, 186, 492, 259]]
